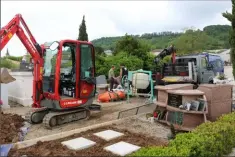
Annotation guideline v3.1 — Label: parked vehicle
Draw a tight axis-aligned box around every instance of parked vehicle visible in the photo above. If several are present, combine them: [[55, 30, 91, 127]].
[[153, 48, 224, 85]]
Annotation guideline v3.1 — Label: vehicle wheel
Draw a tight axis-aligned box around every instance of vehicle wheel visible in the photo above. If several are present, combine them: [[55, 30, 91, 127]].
[[193, 84, 198, 89], [85, 110, 91, 120], [49, 117, 57, 127], [209, 80, 214, 84]]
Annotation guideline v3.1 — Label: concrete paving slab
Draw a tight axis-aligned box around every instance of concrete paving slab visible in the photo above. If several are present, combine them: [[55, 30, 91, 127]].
[[104, 141, 141, 156], [61, 137, 96, 150], [94, 129, 124, 141]]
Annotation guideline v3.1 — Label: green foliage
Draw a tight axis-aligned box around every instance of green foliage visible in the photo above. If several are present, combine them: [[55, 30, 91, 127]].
[[78, 15, 88, 41], [6, 56, 23, 62], [132, 112, 235, 157], [203, 25, 232, 49], [222, 0, 235, 79], [94, 46, 105, 55], [172, 29, 218, 54], [95, 51, 143, 77], [217, 74, 227, 80], [114, 34, 151, 57], [111, 34, 151, 72], [144, 52, 156, 72], [91, 25, 232, 52], [95, 54, 107, 77], [0, 58, 18, 69], [217, 111, 235, 123], [91, 36, 122, 50], [155, 55, 171, 72], [92, 25, 232, 77]]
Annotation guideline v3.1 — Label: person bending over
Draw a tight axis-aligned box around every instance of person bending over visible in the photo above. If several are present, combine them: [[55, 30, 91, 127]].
[[108, 65, 119, 91]]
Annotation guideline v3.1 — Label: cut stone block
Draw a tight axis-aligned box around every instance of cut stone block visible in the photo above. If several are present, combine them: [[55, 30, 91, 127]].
[[61, 137, 96, 150], [94, 130, 124, 141], [104, 141, 141, 156]]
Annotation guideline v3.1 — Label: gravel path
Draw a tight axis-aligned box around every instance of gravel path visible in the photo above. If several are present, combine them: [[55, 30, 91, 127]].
[[228, 148, 235, 156], [114, 115, 170, 139], [3, 97, 155, 140]]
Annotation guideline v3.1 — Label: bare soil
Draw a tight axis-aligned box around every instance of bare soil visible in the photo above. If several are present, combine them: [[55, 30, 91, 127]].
[[8, 125, 169, 156], [3, 97, 153, 140], [0, 112, 24, 144]]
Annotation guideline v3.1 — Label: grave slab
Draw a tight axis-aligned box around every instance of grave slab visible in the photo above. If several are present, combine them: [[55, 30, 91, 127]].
[[94, 129, 124, 141], [104, 141, 141, 156], [61, 137, 96, 150]]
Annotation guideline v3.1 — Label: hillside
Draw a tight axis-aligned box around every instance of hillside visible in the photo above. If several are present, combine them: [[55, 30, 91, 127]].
[[91, 25, 232, 51]]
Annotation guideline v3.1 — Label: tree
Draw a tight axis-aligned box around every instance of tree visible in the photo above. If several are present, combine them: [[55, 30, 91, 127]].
[[113, 34, 151, 70], [172, 29, 213, 54], [94, 46, 104, 55], [5, 48, 10, 57], [114, 34, 151, 58], [78, 15, 88, 41], [222, 0, 235, 78]]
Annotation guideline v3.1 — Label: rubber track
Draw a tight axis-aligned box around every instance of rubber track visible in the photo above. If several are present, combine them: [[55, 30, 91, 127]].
[[42, 108, 91, 129], [25, 107, 48, 124]]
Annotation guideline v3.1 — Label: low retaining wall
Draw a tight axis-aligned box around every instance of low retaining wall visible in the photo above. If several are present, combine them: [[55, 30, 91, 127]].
[[1, 84, 10, 108], [8, 72, 33, 107], [7, 72, 108, 107]]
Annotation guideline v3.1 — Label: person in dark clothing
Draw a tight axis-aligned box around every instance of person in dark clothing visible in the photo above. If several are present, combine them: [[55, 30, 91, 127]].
[[119, 64, 128, 81], [108, 65, 119, 91], [119, 64, 132, 89]]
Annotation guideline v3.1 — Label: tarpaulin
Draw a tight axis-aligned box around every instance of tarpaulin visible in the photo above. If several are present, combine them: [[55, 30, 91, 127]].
[[0, 144, 13, 156]]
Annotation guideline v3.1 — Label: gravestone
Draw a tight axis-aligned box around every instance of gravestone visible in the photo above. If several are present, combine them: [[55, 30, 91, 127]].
[[96, 75, 109, 94]]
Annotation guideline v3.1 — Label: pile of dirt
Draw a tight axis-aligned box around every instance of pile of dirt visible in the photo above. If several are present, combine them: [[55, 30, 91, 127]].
[[9, 125, 169, 156], [0, 112, 25, 144]]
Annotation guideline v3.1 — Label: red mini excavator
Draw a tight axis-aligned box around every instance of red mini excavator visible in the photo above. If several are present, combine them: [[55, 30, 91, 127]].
[[0, 14, 101, 128]]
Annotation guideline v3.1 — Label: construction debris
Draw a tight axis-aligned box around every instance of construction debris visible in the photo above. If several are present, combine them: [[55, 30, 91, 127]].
[[0, 112, 24, 144]]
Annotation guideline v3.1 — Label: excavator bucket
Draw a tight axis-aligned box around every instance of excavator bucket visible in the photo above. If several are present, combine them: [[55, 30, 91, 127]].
[[0, 68, 16, 84]]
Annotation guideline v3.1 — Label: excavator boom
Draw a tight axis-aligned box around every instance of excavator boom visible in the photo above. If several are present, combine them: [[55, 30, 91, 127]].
[[0, 14, 44, 108], [154, 45, 176, 64]]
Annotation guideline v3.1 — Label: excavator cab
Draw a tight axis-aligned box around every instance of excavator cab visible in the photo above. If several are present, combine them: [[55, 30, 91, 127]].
[[27, 40, 98, 128], [42, 40, 96, 102]]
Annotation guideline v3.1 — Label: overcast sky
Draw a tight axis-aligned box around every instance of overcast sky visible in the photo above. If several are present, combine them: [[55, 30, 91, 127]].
[[1, 0, 232, 56]]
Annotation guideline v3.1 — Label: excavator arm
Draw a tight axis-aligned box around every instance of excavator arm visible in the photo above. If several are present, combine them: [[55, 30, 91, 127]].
[[0, 14, 45, 108], [154, 45, 176, 64]]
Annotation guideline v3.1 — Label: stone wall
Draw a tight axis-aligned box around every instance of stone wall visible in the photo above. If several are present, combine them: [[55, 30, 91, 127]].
[[8, 72, 33, 107]]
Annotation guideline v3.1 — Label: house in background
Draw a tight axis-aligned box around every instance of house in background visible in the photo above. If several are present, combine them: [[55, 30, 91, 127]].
[[151, 49, 162, 56], [217, 49, 231, 65], [104, 50, 113, 56]]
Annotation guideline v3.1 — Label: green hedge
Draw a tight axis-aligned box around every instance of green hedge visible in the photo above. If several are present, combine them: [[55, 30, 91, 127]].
[[131, 112, 235, 157], [6, 56, 23, 62], [0, 58, 19, 69]]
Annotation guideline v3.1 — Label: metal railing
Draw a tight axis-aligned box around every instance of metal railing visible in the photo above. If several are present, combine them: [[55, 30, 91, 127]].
[[117, 102, 154, 119]]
